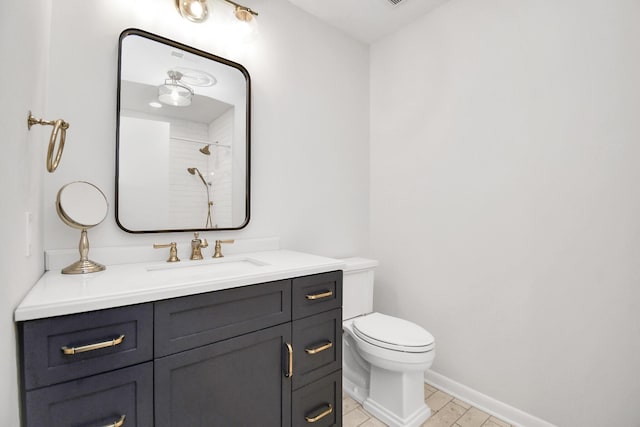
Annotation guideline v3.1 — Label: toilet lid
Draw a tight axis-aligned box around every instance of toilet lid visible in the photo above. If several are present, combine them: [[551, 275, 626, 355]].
[[353, 313, 435, 353]]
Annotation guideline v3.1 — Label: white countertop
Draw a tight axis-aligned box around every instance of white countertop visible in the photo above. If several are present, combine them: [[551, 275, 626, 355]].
[[15, 250, 345, 322]]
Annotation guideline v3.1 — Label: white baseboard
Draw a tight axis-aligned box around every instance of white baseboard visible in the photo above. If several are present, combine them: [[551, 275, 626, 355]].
[[424, 370, 557, 427]]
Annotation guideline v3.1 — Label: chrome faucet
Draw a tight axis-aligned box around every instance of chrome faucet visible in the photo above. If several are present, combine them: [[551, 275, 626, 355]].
[[190, 232, 209, 260]]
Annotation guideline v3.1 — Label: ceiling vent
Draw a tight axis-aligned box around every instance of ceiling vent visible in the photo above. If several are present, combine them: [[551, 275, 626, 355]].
[[387, 0, 405, 5]]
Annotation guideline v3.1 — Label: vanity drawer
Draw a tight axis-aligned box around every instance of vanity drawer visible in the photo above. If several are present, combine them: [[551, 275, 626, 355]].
[[19, 303, 153, 390], [155, 279, 291, 357], [24, 362, 153, 427], [292, 308, 342, 390], [292, 271, 342, 320], [292, 370, 342, 427]]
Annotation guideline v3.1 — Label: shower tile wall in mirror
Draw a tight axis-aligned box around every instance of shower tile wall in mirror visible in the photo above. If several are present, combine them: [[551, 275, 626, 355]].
[[116, 29, 250, 233]]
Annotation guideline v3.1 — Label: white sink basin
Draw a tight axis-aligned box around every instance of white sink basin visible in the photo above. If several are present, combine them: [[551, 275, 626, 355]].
[[146, 257, 268, 281]]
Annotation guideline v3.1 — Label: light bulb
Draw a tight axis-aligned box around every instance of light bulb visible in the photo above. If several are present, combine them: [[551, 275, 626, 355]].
[[176, 0, 209, 23]]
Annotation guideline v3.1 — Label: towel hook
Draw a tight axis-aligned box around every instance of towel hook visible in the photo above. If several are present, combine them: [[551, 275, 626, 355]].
[[27, 111, 69, 173]]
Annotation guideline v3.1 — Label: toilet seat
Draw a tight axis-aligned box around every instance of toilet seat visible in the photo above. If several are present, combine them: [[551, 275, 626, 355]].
[[353, 313, 434, 353]]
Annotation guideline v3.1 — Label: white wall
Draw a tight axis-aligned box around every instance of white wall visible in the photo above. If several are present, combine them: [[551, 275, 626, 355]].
[[370, 1, 640, 426], [0, 1, 51, 424], [44, 0, 370, 259], [118, 116, 170, 230]]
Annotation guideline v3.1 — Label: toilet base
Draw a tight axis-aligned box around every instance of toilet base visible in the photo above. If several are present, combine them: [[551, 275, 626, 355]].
[[364, 397, 431, 427], [343, 375, 369, 405], [363, 365, 432, 427]]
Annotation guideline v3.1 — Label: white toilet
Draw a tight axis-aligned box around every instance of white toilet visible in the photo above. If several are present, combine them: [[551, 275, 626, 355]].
[[341, 258, 435, 427]]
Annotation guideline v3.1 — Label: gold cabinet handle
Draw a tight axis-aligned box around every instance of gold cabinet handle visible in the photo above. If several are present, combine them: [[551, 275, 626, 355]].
[[305, 341, 333, 355], [285, 342, 293, 378], [305, 290, 333, 300], [61, 335, 125, 355], [102, 414, 126, 427], [305, 404, 333, 423]]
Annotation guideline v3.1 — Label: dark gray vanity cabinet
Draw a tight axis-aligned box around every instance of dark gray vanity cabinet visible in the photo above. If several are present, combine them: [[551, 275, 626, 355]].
[[18, 270, 342, 427]]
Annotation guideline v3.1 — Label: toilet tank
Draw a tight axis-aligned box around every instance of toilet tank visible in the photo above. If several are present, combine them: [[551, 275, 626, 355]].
[[341, 257, 379, 321]]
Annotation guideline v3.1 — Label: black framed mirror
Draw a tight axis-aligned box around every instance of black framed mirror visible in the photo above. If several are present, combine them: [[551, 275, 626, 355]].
[[116, 28, 250, 233]]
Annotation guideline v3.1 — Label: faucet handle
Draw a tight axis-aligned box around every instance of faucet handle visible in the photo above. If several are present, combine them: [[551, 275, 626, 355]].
[[213, 239, 234, 258], [153, 242, 180, 262]]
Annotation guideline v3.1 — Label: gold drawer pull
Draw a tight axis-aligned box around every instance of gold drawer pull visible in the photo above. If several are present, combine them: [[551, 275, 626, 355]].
[[285, 342, 294, 378], [305, 341, 333, 355], [305, 290, 333, 301], [305, 404, 333, 423], [102, 414, 126, 427], [61, 335, 125, 355]]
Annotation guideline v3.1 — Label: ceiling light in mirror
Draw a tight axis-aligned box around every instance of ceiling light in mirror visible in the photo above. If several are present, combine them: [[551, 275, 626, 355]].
[[174, 67, 217, 87], [158, 70, 194, 106]]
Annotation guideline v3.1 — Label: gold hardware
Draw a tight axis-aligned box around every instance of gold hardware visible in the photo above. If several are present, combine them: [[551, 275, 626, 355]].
[[187, 167, 214, 228], [285, 342, 293, 378], [305, 290, 333, 301], [153, 242, 180, 262], [223, 0, 259, 22], [213, 239, 235, 258], [190, 232, 209, 260], [60, 229, 107, 274], [305, 341, 333, 355], [305, 404, 333, 423], [61, 335, 125, 355], [102, 414, 126, 427], [27, 111, 69, 173]]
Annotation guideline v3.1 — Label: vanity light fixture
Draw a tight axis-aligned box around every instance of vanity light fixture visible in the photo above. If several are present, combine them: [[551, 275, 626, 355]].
[[175, 0, 209, 23], [158, 70, 194, 107], [174, 0, 260, 41], [223, 0, 259, 22]]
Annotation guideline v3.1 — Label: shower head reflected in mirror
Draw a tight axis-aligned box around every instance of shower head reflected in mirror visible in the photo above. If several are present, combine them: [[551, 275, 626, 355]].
[[187, 167, 209, 188], [187, 167, 214, 228], [199, 144, 211, 155]]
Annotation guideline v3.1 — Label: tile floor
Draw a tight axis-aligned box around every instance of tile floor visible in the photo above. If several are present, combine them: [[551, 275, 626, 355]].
[[343, 383, 513, 427]]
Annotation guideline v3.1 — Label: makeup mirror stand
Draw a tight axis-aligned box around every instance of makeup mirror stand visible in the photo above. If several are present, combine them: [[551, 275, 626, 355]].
[[62, 228, 105, 274]]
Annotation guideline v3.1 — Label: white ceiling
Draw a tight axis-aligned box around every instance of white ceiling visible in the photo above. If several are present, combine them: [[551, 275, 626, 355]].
[[286, 0, 450, 44]]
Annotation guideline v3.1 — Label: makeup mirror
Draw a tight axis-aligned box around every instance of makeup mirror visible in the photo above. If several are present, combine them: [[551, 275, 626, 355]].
[[116, 28, 251, 233], [56, 181, 108, 274]]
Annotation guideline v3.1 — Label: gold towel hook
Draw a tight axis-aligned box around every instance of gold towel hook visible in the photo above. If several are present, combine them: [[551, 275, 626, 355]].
[[27, 111, 69, 173]]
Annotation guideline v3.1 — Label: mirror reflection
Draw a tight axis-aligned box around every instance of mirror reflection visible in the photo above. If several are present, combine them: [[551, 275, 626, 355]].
[[116, 29, 250, 233]]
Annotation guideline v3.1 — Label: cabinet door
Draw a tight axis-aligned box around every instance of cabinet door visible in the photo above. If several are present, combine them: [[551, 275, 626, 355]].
[[292, 370, 342, 427], [24, 362, 153, 427], [292, 308, 342, 390], [155, 323, 292, 427]]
